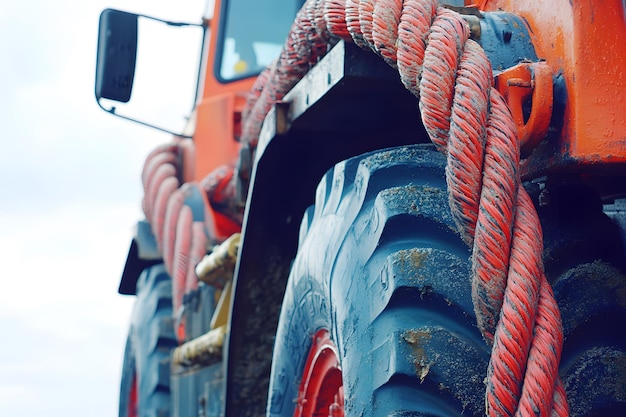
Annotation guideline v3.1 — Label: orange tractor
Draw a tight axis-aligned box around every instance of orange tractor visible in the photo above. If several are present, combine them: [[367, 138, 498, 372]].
[[95, 0, 626, 416]]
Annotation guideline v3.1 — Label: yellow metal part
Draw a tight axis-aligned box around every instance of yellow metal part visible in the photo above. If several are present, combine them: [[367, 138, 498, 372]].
[[172, 325, 227, 367], [173, 233, 238, 368], [196, 233, 240, 288], [210, 280, 232, 330]]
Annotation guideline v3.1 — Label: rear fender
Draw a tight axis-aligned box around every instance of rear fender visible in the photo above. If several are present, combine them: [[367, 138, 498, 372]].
[[223, 41, 427, 417], [119, 220, 161, 295], [119, 184, 217, 296]]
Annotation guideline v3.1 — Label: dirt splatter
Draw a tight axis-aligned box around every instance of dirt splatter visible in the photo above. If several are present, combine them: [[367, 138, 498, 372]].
[[402, 329, 433, 383], [603, 353, 626, 402], [396, 248, 428, 273]]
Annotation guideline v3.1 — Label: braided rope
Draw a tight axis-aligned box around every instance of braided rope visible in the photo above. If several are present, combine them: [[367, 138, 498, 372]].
[[163, 189, 186, 274], [172, 205, 193, 314], [141, 148, 178, 221], [240, 0, 568, 415], [372, 0, 401, 67], [140, 145, 199, 328]]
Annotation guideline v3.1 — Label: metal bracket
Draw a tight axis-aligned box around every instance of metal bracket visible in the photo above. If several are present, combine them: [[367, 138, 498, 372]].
[[495, 61, 554, 157]]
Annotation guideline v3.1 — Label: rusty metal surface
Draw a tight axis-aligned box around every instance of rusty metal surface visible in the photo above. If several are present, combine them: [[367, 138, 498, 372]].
[[173, 325, 226, 367], [196, 233, 240, 288]]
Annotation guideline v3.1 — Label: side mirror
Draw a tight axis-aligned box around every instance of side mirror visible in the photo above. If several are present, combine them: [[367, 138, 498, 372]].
[[94, 9, 205, 138], [95, 9, 138, 103]]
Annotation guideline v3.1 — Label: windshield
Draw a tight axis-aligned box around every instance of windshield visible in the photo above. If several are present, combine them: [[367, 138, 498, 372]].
[[217, 0, 304, 81]]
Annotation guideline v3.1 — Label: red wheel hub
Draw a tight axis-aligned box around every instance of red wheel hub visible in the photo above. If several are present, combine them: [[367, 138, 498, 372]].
[[128, 372, 138, 417], [295, 329, 344, 417]]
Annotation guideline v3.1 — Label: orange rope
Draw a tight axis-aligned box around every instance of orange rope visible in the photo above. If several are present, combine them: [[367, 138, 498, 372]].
[[163, 189, 186, 274], [240, 0, 569, 415], [372, 0, 401, 67], [139, 145, 195, 334], [324, 0, 350, 38], [359, 0, 376, 47], [346, 0, 368, 48]]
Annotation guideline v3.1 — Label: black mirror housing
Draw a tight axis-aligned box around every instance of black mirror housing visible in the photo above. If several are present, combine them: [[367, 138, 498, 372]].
[[95, 9, 138, 103]]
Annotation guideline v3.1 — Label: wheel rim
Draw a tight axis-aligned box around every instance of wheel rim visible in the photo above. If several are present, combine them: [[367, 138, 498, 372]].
[[295, 329, 344, 417], [128, 372, 138, 417]]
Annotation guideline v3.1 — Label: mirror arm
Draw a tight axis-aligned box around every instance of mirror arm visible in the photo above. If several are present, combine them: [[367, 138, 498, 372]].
[[97, 98, 192, 139], [192, 22, 209, 109], [136, 13, 206, 28]]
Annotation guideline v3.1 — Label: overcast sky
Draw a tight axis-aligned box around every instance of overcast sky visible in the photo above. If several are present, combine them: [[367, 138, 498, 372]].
[[0, 1, 205, 416]]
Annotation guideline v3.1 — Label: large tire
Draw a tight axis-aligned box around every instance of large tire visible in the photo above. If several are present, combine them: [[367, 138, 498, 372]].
[[554, 261, 626, 417], [120, 265, 177, 417], [267, 145, 626, 417], [267, 145, 491, 417], [539, 184, 626, 416]]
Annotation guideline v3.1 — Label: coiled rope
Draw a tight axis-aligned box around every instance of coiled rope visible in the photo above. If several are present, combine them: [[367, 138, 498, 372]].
[[141, 140, 242, 342], [240, 0, 569, 415], [140, 144, 206, 341], [140, 144, 193, 315]]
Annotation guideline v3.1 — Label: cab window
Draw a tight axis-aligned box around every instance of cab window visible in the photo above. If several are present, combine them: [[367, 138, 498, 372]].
[[217, 0, 304, 81]]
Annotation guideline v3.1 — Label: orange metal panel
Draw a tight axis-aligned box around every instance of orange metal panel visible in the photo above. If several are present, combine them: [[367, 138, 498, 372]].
[[189, 0, 257, 181], [193, 93, 241, 181], [484, 0, 626, 164]]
